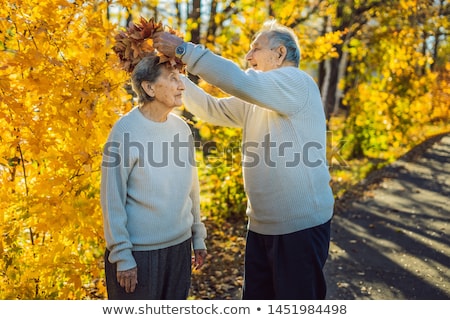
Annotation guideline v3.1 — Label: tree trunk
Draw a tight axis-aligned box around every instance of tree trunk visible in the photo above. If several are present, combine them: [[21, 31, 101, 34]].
[[189, 0, 201, 44]]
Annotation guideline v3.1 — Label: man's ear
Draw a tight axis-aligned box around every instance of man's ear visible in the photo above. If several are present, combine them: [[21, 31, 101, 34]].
[[141, 81, 155, 97], [277, 46, 287, 63]]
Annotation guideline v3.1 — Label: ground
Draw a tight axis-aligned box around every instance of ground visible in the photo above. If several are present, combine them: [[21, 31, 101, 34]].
[[189, 133, 450, 300], [325, 133, 449, 299]]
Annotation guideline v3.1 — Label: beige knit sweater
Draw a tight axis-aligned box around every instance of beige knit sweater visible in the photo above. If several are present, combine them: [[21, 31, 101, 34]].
[[101, 108, 206, 271], [181, 43, 334, 235]]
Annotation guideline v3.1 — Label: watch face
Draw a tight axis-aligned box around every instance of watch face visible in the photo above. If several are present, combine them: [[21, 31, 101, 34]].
[[176, 44, 185, 56]]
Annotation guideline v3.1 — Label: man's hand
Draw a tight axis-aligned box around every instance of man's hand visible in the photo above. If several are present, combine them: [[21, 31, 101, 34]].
[[193, 249, 207, 270], [153, 32, 184, 58], [117, 267, 138, 293]]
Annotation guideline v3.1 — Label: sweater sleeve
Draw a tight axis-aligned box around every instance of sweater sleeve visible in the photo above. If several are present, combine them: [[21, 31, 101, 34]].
[[189, 163, 207, 250], [182, 76, 248, 128], [100, 124, 136, 272], [182, 44, 308, 116]]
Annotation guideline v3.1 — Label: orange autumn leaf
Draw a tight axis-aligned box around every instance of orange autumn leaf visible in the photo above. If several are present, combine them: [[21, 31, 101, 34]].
[[113, 17, 185, 73]]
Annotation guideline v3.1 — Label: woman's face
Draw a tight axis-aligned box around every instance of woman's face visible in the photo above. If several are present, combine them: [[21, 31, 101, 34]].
[[150, 66, 185, 108]]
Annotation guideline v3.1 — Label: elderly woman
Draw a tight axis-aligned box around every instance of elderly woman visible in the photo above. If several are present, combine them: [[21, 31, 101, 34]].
[[100, 53, 207, 300]]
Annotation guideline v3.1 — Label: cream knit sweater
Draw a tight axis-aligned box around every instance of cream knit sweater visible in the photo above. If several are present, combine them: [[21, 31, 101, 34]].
[[101, 107, 206, 271], [181, 43, 334, 235]]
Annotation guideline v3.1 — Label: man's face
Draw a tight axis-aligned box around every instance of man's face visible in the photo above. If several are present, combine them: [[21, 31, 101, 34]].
[[245, 33, 280, 72]]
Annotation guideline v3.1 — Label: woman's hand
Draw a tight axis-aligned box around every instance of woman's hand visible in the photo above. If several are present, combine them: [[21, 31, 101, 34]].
[[117, 267, 138, 293], [193, 249, 207, 270]]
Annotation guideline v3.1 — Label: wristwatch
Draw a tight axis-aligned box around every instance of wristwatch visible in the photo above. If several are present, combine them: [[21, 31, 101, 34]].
[[175, 42, 187, 59]]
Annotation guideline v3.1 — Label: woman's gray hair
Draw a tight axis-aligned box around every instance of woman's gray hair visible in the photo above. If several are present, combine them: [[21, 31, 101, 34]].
[[258, 20, 301, 67], [131, 54, 164, 104]]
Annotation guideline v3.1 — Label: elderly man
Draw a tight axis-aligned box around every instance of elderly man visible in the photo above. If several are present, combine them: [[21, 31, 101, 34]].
[[154, 20, 334, 299]]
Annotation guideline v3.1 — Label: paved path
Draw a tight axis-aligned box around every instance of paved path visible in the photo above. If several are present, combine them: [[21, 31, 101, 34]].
[[325, 133, 450, 299]]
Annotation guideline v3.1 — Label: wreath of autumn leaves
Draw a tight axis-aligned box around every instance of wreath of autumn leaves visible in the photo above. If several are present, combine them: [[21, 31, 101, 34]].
[[112, 17, 185, 73]]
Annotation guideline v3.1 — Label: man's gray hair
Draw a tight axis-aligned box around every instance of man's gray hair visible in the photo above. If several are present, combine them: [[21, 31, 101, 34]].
[[258, 20, 301, 67]]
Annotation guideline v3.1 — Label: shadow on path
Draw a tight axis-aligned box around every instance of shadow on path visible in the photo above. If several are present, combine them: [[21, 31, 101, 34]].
[[325, 133, 450, 299]]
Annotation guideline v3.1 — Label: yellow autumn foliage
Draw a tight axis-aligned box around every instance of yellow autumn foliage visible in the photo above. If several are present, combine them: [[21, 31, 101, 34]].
[[0, 0, 131, 299]]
